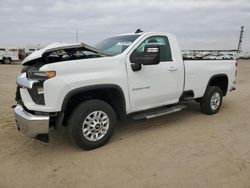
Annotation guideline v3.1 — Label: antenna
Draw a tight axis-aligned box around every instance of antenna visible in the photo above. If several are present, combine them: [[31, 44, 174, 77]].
[[237, 26, 244, 54], [135, 29, 143, 34], [76, 28, 79, 43]]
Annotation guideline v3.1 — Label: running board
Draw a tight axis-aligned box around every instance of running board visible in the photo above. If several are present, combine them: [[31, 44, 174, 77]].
[[132, 105, 187, 120]]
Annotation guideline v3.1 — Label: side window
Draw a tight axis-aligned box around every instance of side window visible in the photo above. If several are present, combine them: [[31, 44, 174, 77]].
[[134, 36, 172, 62]]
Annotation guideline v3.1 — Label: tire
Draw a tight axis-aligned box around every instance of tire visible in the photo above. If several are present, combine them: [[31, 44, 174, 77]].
[[3, 58, 11, 64], [67, 99, 117, 150], [200, 86, 223, 115]]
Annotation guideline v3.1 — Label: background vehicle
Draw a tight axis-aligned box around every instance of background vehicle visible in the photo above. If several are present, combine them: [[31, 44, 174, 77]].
[[194, 53, 204, 59], [0, 48, 19, 64], [14, 32, 237, 150], [203, 53, 216, 60], [24, 44, 43, 57], [183, 53, 195, 60], [203, 53, 234, 60], [223, 53, 234, 60], [215, 53, 225, 60]]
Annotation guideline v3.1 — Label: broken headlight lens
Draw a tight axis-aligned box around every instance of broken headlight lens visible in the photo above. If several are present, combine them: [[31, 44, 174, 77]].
[[28, 71, 56, 81]]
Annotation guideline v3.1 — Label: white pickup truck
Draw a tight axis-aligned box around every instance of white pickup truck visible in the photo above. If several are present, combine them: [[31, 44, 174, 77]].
[[14, 31, 237, 150], [0, 48, 19, 64]]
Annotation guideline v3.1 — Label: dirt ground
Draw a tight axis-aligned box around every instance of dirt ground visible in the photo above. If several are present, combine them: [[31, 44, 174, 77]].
[[0, 60, 250, 188]]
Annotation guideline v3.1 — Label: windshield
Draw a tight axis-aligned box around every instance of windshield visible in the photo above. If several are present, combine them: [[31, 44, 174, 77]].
[[95, 35, 141, 56]]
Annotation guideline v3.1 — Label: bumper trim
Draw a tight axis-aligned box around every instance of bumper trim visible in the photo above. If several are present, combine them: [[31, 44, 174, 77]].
[[14, 104, 49, 138]]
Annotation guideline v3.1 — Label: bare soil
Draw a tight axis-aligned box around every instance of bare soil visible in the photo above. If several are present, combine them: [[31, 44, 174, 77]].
[[0, 60, 250, 188]]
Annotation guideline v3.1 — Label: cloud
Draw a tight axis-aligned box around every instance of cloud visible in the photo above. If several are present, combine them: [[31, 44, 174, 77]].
[[0, 0, 249, 52]]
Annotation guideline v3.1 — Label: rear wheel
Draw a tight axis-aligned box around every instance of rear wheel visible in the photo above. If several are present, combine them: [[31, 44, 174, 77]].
[[200, 86, 223, 115], [67, 99, 117, 150]]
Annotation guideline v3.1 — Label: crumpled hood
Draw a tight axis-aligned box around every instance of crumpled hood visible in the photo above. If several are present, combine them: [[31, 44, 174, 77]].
[[22, 42, 108, 65]]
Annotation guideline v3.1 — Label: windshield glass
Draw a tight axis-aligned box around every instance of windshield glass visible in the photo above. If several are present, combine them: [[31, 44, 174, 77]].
[[95, 35, 141, 56]]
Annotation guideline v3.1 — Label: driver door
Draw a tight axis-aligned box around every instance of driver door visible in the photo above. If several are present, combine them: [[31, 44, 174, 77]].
[[126, 35, 180, 112]]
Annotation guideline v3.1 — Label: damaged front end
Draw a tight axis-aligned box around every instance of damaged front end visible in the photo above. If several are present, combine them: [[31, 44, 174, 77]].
[[14, 73, 50, 142], [14, 42, 108, 142]]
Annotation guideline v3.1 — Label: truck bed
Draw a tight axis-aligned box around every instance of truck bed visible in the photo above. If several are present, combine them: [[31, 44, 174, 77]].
[[184, 60, 236, 98]]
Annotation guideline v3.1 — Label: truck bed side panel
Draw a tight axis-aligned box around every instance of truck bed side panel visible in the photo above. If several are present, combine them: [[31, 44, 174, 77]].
[[184, 60, 236, 98]]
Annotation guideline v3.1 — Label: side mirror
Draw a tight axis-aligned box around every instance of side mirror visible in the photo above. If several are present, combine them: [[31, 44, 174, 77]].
[[130, 44, 160, 65]]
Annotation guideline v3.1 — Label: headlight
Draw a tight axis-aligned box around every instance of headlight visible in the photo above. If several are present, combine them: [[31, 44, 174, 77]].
[[27, 71, 56, 80]]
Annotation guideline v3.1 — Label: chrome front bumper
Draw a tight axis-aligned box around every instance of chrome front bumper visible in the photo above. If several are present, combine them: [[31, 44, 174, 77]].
[[14, 105, 49, 142]]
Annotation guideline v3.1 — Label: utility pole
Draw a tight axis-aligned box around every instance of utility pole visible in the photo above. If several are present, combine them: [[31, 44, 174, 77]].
[[237, 26, 244, 54], [76, 28, 79, 43]]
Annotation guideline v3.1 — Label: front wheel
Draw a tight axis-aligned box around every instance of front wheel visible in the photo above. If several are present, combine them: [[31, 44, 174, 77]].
[[67, 99, 117, 150], [200, 86, 223, 115]]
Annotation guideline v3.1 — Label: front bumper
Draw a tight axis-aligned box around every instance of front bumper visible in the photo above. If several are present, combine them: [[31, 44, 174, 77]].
[[14, 104, 49, 142]]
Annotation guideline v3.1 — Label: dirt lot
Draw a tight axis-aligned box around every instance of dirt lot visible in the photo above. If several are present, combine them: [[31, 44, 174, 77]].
[[0, 60, 250, 188]]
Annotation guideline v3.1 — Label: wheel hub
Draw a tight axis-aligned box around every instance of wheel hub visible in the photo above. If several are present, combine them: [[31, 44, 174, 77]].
[[210, 92, 221, 110], [82, 111, 110, 141], [95, 123, 101, 131]]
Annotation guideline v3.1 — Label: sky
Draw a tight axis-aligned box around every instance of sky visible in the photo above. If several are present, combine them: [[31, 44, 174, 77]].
[[0, 0, 249, 53]]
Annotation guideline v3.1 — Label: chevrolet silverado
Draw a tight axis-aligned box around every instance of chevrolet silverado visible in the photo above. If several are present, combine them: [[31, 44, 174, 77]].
[[14, 31, 237, 150]]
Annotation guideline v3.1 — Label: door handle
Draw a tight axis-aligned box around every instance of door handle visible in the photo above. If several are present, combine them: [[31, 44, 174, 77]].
[[168, 66, 177, 71]]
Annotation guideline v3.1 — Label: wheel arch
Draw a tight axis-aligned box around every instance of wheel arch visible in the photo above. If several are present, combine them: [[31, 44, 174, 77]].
[[61, 84, 127, 120], [206, 74, 229, 96]]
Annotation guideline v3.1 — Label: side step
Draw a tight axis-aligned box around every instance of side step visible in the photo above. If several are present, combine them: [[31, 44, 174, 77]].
[[132, 105, 187, 120]]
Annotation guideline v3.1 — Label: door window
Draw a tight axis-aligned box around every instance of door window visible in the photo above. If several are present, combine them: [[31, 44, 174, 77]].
[[133, 36, 172, 62]]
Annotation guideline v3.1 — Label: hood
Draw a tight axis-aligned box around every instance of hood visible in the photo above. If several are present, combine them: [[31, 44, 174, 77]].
[[22, 42, 108, 65]]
